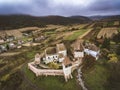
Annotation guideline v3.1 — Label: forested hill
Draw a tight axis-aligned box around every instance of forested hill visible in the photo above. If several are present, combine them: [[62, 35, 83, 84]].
[[90, 15, 120, 21], [0, 15, 91, 30]]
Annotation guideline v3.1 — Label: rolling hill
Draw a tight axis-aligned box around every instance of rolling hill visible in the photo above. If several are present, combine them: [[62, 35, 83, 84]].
[[90, 15, 120, 21], [0, 15, 91, 30]]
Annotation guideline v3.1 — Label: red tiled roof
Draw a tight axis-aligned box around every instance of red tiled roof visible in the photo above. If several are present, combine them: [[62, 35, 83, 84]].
[[63, 56, 72, 66]]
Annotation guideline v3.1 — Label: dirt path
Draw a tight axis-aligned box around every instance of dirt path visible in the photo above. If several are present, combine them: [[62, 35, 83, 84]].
[[77, 66, 88, 90], [0, 48, 28, 57], [0, 52, 21, 57]]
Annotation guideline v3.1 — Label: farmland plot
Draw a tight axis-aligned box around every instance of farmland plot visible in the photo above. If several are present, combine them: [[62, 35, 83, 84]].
[[114, 21, 119, 26], [97, 27, 118, 39]]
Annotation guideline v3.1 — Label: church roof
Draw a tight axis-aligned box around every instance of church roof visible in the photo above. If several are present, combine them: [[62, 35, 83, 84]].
[[45, 47, 57, 55], [73, 39, 84, 51]]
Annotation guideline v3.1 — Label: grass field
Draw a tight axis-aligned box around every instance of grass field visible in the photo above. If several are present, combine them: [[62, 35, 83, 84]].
[[23, 65, 81, 90], [83, 62, 109, 90], [64, 29, 88, 41]]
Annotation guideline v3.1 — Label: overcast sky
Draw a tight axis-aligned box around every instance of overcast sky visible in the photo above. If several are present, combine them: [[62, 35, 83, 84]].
[[0, 0, 120, 16]]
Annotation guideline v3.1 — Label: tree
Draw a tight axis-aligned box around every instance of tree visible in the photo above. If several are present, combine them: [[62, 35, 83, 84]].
[[116, 45, 120, 55], [112, 33, 120, 44], [101, 38, 110, 50], [107, 54, 118, 63], [48, 62, 59, 69]]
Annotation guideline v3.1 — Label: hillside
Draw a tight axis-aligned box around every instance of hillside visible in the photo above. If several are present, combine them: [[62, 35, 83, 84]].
[[70, 16, 91, 21], [0, 15, 91, 30], [90, 15, 120, 21]]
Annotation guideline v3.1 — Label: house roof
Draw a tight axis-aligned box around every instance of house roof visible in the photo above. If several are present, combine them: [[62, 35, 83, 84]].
[[73, 39, 84, 51], [56, 43, 66, 51], [63, 56, 72, 66], [88, 44, 99, 51], [45, 47, 57, 55]]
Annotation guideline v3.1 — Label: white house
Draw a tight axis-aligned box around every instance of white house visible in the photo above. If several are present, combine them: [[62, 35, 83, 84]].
[[0, 39, 5, 44], [73, 40, 84, 59], [84, 43, 100, 60]]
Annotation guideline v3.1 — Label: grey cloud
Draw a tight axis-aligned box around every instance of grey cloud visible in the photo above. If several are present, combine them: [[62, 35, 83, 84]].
[[0, 0, 120, 16]]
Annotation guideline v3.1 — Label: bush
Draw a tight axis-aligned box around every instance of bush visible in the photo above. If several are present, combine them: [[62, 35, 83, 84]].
[[101, 38, 110, 50], [48, 62, 59, 69], [107, 54, 118, 63], [116, 45, 120, 55]]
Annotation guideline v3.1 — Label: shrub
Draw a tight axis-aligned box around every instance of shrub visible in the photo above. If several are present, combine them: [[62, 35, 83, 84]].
[[48, 62, 59, 69]]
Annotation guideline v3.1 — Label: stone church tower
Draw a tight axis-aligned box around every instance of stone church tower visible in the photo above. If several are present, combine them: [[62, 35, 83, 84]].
[[62, 56, 73, 82]]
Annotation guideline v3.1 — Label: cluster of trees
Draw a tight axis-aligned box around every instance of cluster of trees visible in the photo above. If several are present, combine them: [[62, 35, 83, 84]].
[[0, 15, 45, 30], [100, 31, 120, 90], [112, 32, 120, 44], [48, 62, 59, 69], [101, 38, 110, 50]]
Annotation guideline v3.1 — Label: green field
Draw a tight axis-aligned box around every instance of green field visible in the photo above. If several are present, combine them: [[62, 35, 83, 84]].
[[22, 65, 81, 90], [64, 29, 88, 41], [83, 61, 109, 90]]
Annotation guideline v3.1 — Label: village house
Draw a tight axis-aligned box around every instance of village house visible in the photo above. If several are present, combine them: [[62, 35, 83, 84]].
[[73, 39, 84, 59], [6, 36, 15, 42], [8, 42, 17, 49], [0, 45, 7, 53], [33, 35, 45, 42], [0, 39, 5, 44], [84, 43, 100, 60]]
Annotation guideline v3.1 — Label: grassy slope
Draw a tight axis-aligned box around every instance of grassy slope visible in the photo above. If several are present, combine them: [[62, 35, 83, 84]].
[[22, 65, 81, 90], [83, 60, 109, 90], [64, 29, 88, 41]]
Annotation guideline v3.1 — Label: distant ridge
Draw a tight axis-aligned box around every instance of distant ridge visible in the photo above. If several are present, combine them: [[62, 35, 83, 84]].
[[70, 15, 91, 21], [0, 15, 91, 30], [90, 15, 120, 21]]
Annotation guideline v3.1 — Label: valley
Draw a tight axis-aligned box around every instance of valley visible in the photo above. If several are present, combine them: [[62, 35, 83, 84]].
[[0, 15, 120, 90]]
